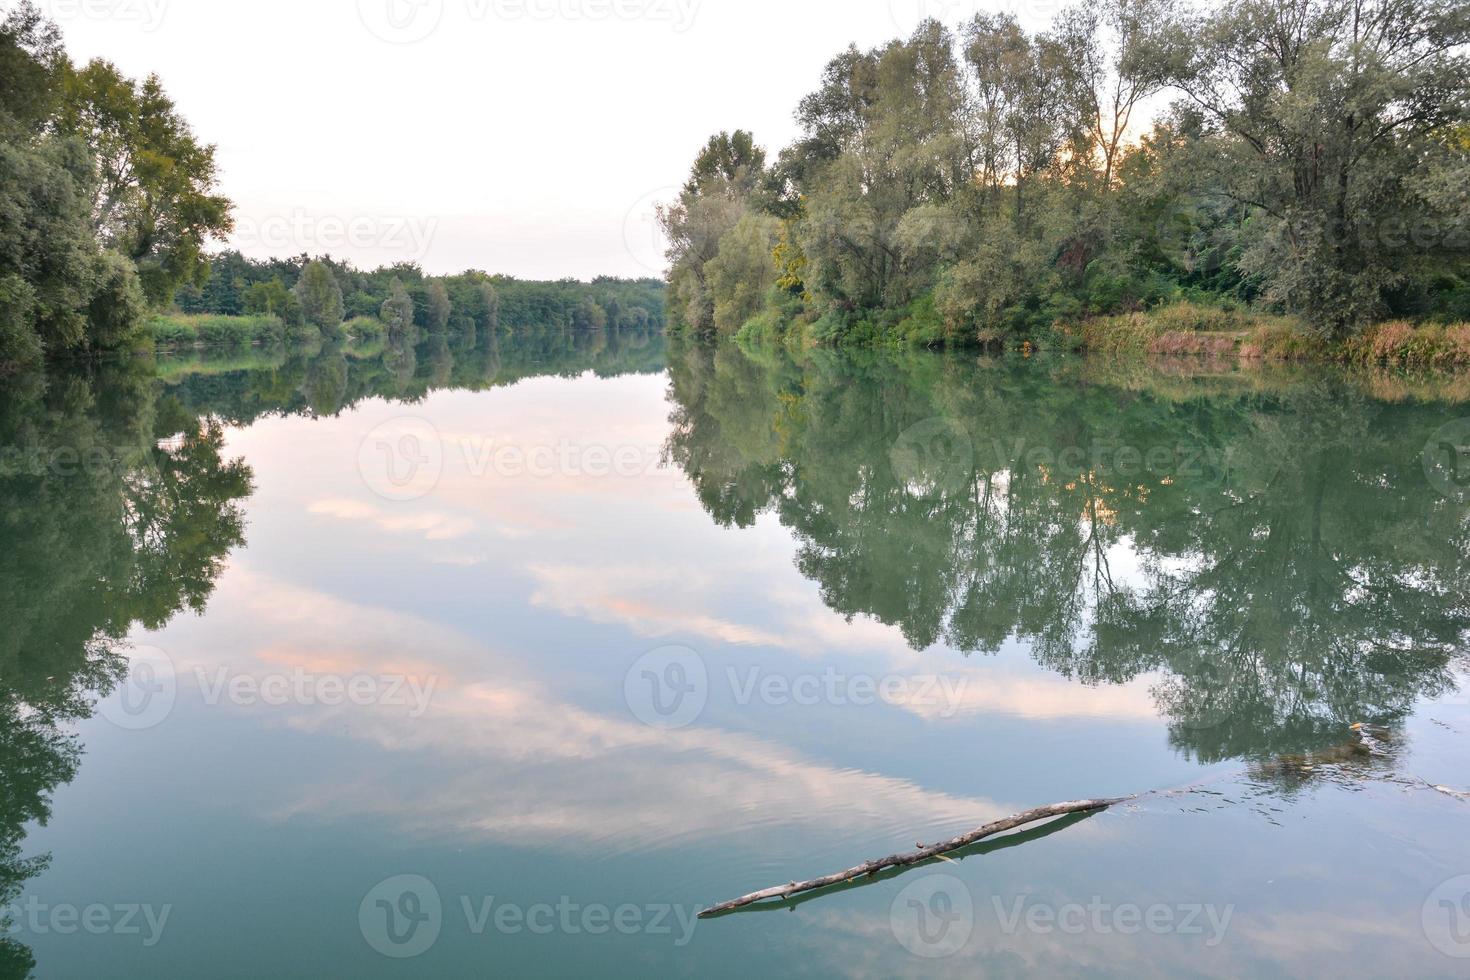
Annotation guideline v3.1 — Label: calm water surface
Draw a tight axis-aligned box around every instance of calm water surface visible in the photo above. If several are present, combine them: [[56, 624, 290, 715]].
[[2, 328, 1468, 977]]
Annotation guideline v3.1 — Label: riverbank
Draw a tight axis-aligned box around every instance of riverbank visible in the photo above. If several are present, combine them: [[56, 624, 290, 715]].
[[733, 301, 1470, 370], [146, 313, 391, 351], [1067, 303, 1470, 369]]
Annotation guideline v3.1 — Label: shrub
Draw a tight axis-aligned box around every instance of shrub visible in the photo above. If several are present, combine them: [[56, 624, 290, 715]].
[[148, 314, 284, 349], [344, 316, 385, 340]]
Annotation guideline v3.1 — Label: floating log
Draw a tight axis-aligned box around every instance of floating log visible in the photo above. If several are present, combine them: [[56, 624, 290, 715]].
[[698, 797, 1129, 918]]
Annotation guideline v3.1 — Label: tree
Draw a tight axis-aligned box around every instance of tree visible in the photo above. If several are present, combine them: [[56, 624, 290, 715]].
[[479, 281, 500, 334], [1053, 0, 1180, 193], [58, 59, 233, 307], [293, 260, 344, 338], [424, 280, 452, 332], [380, 277, 415, 339], [0, 1, 63, 139], [1168, 0, 1470, 333], [659, 130, 768, 333], [243, 276, 300, 325]]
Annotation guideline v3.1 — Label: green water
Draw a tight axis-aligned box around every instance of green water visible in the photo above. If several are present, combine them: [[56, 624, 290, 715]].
[[2, 328, 1468, 977]]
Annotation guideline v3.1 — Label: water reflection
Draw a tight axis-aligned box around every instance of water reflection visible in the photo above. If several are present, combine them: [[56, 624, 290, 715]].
[[662, 340, 1470, 765], [0, 363, 252, 976], [2, 329, 1466, 976], [0, 322, 663, 973]]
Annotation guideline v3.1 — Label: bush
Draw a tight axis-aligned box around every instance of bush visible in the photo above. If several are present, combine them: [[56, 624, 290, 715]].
[[148, 314, 284, 349], [1240, 323, 1329, 361], [344, 316, 385, 340], [1341, 321, 1470, 367]]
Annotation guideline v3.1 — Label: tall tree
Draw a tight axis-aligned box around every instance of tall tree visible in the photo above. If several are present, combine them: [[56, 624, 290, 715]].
[[293, 260, 344, 338], [1169, 0, 1470, 333], [58, 60, 234, 307]]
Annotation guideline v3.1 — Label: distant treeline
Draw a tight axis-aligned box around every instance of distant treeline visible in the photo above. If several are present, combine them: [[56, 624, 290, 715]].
[[0, 1, 665, 370], [663, 0, 1470, 347], [171, 251, 666, 342]]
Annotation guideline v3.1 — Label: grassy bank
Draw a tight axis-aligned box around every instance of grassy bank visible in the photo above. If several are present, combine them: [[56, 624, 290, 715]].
[[1059, 303, 1470, 369], [148, 313, 286, 349], [147, 313, 393, 350]]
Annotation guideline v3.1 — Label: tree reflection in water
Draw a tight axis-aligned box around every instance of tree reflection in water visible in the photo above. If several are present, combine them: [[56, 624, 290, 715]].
[[663, 340, 1470, 770]]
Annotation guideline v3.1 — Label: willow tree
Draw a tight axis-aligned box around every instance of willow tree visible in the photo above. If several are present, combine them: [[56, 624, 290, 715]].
[[1170, 0, 1470, 334]]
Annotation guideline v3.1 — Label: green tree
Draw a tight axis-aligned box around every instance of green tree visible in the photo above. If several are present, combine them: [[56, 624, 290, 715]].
[[425, 279, 452, 332], [659, 130, 768, 333], [380, 277, 415, 339], [58, 59, 233, 307], [1167, 0, 1470, 333], [243, 276, 301, 325], [293, 260, 344, 338]]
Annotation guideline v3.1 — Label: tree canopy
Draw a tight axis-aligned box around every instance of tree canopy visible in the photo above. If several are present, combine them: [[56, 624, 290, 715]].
[[663, 0, 1470, 344]]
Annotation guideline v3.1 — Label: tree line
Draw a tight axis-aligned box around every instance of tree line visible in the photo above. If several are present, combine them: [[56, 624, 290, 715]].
[[172, 251, 666, 343], [661, 0, 1470, 346], [0, 1, 666, 369]]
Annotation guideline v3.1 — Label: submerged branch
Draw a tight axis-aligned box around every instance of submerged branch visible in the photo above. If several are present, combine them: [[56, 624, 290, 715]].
[[698, 797, 1129, 918]]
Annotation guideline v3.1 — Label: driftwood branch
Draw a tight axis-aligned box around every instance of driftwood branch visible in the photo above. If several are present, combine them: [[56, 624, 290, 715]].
[[699, 797, 1128, 919]]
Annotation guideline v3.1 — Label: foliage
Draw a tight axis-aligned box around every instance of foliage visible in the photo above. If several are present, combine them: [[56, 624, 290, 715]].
[[147, 313, 284, 348], [663, 1, 1470, 347], [664, 339, 1469, 760], [57, 59, 233, 307], [293, 260, 345, 339], [0, 2, 233, 367]]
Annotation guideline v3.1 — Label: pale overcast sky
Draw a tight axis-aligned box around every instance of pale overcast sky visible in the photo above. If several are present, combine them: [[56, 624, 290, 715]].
[[48, 0, 1059, 279]]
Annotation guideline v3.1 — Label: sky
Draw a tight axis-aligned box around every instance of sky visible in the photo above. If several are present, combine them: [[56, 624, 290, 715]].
[[45, 0, 1062, 280]]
